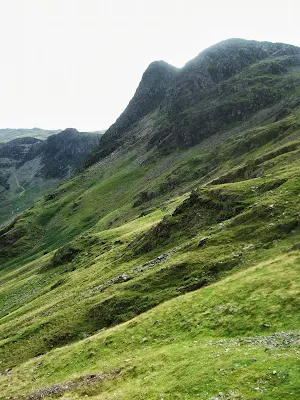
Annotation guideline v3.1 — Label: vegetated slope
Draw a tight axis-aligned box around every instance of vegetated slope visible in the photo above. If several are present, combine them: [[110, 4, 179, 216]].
[[0, 128, 61, 143], [1, 251, 299, 399], [0, 39, 300, 399], [0, 128, 101, 225]]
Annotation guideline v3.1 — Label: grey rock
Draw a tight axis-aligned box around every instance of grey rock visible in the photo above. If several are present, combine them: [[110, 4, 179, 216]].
[[198, 237, 207, 248]]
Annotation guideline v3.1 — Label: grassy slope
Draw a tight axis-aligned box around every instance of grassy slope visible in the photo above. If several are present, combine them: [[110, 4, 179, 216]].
[[0, 175, 60, 226], [0, 251, 299, 399], [0, 117, 299, 398], [1, 64, 300, 398]]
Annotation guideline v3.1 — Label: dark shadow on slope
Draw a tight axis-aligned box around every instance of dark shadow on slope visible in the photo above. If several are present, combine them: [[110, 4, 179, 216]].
[[129, 188, 246, 255]]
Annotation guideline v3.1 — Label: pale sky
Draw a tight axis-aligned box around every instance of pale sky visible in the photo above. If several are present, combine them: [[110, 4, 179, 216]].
[[0, 0, 299, 131]]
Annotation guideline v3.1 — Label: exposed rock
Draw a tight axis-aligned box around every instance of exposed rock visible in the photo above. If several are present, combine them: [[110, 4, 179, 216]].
[[198, 237, 207, 247], [0, 129, 101, 224], [89, 60, 179, 162], [208, 331, 300, 348], [91, 247, 180, 294], [86, 38, 300, 163], [5, 368, 122, 400], [209, 390, 245, 400], [243, 244, 254, 251]]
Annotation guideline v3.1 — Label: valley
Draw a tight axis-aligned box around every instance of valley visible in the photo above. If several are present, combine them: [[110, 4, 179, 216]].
[[0, 129, 102, 225]]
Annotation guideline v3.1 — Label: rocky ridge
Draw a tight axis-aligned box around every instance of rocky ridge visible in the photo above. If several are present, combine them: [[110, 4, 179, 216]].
[[87, 38, 300, 163]]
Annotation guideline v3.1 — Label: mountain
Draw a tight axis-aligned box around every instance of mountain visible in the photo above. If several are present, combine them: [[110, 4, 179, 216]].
[[0, 128, 61, 143], [0, 127, 106, 143], [0, 128, 101, 225], [87, 38, 300, 164], [0, 39, 300, 399], [91, 60, 179, 160]]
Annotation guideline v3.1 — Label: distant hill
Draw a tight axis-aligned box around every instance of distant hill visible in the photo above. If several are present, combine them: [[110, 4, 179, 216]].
[[88, 130, 106, 135], [0, 127, 105, 143], [0, 128, 101, 224], [0, 128, 61, 142]]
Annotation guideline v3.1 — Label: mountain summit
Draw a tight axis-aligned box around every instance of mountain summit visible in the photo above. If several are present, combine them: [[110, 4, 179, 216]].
[[97, 60, 178, 159], [87, 38, 300, 163]]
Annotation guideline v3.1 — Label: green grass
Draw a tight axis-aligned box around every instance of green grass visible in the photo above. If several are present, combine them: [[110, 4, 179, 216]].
[[0, 251, 299, 399], [1, 52, 300, 399], [0, 181, 61, 226], [0, 156, 299, 372]]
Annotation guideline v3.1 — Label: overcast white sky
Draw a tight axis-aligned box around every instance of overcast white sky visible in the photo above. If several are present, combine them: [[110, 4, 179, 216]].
[[0, 0, 299, 131]]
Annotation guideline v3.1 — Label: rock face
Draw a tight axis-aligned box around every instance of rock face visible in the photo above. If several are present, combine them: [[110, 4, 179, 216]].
[[0, 137, 42, 161], [114, 61, 178, 132], [0, 129, 101, 224], [164, 39, 300, 114], [88, 38, 300, 164], [0, 128, 100, 182], [33, 128, 101, 179], [89, 61, 179, 161]]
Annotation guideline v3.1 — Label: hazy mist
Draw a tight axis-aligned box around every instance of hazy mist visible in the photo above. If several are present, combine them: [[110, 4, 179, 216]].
[[0, 0, 298, 131]]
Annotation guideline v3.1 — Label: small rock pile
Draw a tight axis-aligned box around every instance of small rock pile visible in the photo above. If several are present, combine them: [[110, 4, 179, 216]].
[[91, 247, 180, 293], [207, 331, 300, 349]]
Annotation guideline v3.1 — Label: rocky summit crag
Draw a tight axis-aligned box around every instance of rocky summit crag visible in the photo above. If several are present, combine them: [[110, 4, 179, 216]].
[[0, 39, 300, 400], [88, 38, 300, 164]]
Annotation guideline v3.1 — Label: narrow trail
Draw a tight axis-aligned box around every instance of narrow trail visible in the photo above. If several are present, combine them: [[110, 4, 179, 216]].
[[12, 170, 25, 196]]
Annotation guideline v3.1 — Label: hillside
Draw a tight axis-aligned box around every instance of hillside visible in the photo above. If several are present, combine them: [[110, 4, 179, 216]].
[[0, 39, 300, 399], [0, 129, 101, 225]]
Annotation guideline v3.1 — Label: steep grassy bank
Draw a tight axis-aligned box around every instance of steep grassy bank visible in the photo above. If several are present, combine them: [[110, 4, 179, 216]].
[[1, 250, 299, 399]]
